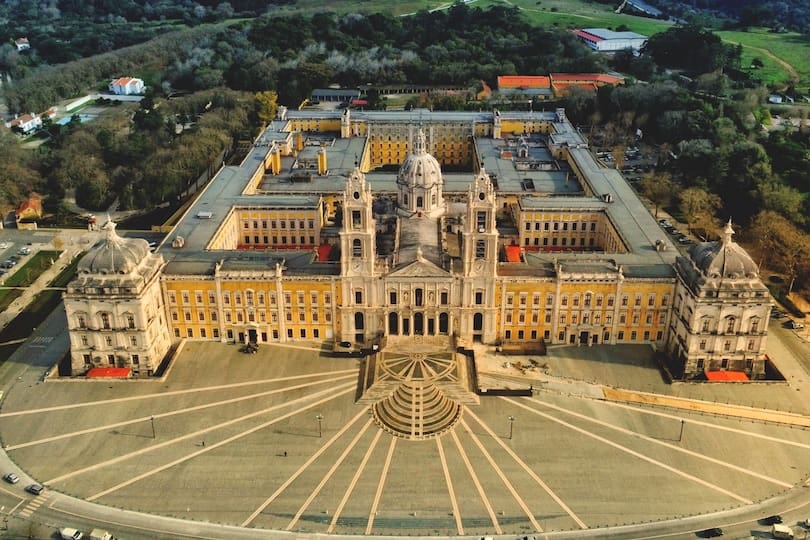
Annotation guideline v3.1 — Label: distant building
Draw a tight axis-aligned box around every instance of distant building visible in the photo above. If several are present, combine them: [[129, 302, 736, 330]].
[[15, 194, 43, 223], [14, 37, 30, 51], [6, 113, 42, 134], [550, 73, 624, 95], [574, 28, 648, 52], [496, 76, 552, 100], [109, 77, 145, 95], [310, 88, 362, 104]]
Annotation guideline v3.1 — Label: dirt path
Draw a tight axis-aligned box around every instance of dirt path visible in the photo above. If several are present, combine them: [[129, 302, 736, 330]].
[[725, 38, 800, 82]]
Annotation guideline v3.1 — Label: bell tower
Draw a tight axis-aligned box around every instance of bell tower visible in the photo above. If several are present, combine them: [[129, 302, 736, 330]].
[[340, 168, 376, 277], [462, 167, 498, 277]]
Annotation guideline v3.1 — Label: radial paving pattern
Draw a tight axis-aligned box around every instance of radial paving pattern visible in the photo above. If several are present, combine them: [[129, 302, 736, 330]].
[[1, 341, 810, 537]]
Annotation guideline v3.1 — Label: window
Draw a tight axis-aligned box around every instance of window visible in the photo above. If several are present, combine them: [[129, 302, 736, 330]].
[[168, 292, 177, 304], [725, 317, 735, 334], [195, 292, 203, 303], [105, 336, 113, 346], [352, 210, 361, 228], [747, 339, 755, 351], [213, 328, 220, 338], [352, 239, 362, 258], [100, 313, 111, 330], [184, 311, 192, 322], [441, 291, 449, 305], [210, 311, 217, 321], [108, 354, 115, 365], [198, 311, 205, 322], [751, 319, 760, 333], [723, 341, 731, 352], [130, 336, 137, 346], [223, 293, 230, 305], [573, 295, 579, 307], [702, 319, 711, 333], [546, 294, 553, 306], [415, 288, 423, 307], [506, 293, 514, 306], [506, 312, 512, 323], [648, 294, 655, 307], [533, 293, 540, 306], [182, 292, 190, 304], [355, 290, 363, 304], [80, 335, 88, 346], [187, 328, 194, 338], [561, 295, 568, 306], [174, 328, 181, 338], [246, 291, 254, 305], [475, 291, 484, 305], [584, 293, 592, 307], [324, 293, 331, 306], [607, 295, 615, 307], [77, 315, 87, 329], [617, 331, 625, 341], [475, 240, 486, 259]]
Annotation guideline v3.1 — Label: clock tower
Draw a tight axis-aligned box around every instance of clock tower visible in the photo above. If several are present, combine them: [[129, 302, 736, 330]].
[[462, 167, 498, 277], [340, 167, 376, 278]]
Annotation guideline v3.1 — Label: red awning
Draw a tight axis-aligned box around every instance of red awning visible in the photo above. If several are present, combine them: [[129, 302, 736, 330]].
[[317, 244, 333, 262], [505, 246, 522, 262], [705, 370, 749, 381], [87, 367, 131, 379]]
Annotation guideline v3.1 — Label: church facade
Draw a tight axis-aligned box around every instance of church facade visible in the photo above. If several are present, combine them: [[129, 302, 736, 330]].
[[63, 108, 771, 380]]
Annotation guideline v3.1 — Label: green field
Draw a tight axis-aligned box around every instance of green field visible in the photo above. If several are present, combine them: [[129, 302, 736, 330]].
[[274, 0, 447, 16], [504, 0, 672, 35], [2, 251, 61, 288], [717, 28, 810, 87]]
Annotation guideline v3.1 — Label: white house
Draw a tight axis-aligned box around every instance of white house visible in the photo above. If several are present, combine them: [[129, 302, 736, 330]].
[[14, 37, 30, 51], [575, 28, 648, 53], [108, 77, 145, 95], [6, 113, 42, 134]]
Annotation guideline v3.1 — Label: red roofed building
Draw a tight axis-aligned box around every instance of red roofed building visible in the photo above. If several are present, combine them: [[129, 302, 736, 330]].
[[15, 194, 43, 223], [497, 75, 552, 100], [109, 77, 145, 95], [550, 73, 624, 96]]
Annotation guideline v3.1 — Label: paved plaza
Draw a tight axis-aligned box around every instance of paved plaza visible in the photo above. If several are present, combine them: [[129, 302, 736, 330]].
[[1, 339, 810, 538]]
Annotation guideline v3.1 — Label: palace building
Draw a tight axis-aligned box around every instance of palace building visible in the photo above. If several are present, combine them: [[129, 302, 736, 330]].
[[63, 107, 771, 380]]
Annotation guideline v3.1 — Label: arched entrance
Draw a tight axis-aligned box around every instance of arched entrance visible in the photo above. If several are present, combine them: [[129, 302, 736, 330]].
[[388, 312, 399, 335], [439, 313, 449, 334], [473, 312, 483, 342], [417, 196, 423, 208], [414, 312, 424, 335]]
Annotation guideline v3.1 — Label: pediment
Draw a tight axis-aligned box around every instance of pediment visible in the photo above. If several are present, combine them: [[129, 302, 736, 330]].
[[387, 258, 449, 278]]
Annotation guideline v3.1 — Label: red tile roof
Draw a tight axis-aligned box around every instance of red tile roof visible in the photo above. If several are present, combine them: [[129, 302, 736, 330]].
[[505, 246, 522, 262], [497, 76, 551, 89], [551, 73, 624, 85]]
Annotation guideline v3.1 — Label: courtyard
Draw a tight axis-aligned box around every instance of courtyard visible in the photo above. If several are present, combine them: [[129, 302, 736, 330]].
[[0, 340, 809, 537]]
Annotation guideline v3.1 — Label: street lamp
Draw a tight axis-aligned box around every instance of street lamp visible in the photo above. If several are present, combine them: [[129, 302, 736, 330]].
[[507, 415, 515, 440], [150, 415, 156, 439], [316, 414, 324, 438], [677, 418, 685, 442]]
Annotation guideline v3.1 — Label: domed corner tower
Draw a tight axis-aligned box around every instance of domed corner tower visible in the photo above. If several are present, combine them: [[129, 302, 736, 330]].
[[396, 128, 445, 217], [666, 220, 771, 380], [63, 220, 172, 377]]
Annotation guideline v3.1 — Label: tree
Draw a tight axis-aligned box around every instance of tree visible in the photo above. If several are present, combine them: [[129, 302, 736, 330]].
[[639, 172, 675, 218], [679, 187, 720, 234], [255, 91, 278, 126], [751, 210, 810, 294], [611, 145, 626, 171]]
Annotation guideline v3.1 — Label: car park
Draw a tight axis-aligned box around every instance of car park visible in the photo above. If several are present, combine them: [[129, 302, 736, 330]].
[[25, 483, 44, 495], [3, 472, 19, 484]]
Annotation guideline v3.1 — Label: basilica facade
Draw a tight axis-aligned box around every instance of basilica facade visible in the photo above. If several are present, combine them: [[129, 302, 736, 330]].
[[63, 108, 771, 380]]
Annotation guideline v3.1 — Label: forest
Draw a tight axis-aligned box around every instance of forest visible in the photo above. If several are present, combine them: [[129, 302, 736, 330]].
[[0, 1, 808, 294]]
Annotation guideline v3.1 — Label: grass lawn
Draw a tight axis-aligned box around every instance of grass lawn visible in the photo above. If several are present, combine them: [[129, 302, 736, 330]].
[[504, 0, 672, 36], [0, 289, 23, 313], [277, 0, 445, 16], [717, 28, 810, 87], [2, 251, 62, 288]]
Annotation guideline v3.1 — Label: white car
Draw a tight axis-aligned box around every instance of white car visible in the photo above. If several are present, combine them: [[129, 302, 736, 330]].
[[59, 527, 83, 540], [0, 242, 7, 249]]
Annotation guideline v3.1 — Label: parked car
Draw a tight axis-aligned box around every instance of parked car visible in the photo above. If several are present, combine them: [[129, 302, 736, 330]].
[[25, 483, 44, 495], [59, 527, 84, 540], [17, 246, 30, 255], [3, 472, 19, 484], [698, 527, 723, 537], [786, 320, 805, 330], [762, 514, 783, 525], [0, 242, 8, 249]]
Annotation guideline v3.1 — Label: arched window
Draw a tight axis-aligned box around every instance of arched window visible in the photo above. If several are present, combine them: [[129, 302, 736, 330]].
[[750, 318, 760, 333], [415, 288, 423, 307], [126, 314, 135, 329], [100, 312, 111, 330], [77, 314, 87, 329], [725, 317, 736, 334]]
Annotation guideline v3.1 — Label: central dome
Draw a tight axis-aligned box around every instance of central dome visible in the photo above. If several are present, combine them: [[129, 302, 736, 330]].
[[396, 129, 442, 189]]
